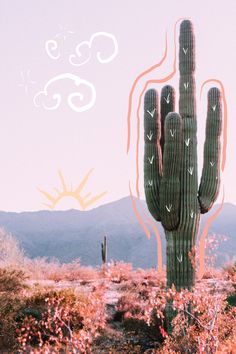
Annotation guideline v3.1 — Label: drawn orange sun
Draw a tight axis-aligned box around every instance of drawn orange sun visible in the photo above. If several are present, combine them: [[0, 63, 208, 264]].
[[38, 169, 107, 210]]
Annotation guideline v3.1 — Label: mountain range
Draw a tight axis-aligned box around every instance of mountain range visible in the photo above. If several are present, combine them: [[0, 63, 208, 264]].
[[0, 197, 235, 268]]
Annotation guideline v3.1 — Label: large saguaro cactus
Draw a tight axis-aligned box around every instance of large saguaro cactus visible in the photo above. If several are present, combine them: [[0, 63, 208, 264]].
[[144, 20, 222, 291]]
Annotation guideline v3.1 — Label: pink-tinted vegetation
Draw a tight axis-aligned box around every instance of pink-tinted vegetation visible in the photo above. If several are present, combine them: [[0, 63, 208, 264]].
[[0, 229, 235, 353]]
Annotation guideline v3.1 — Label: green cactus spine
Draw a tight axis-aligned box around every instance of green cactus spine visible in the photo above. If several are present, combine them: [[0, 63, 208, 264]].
[[144, 20, 222, 291]]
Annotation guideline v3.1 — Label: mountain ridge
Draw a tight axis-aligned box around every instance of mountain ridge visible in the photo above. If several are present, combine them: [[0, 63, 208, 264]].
[[0, 197, 235, 268]]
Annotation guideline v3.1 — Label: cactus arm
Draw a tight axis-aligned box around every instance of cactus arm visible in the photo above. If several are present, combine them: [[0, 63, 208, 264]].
[[198, 88, 222, 213], [144, 89, 162, 221], [160, 113, 182, 230], [160, 85, 175, 153]]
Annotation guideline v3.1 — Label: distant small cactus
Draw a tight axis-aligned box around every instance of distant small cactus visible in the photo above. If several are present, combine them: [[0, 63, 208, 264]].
[[101, 236, 107, 265]]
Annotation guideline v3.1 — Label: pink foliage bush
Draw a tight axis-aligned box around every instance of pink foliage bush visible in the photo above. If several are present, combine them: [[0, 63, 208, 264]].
[[16, 288, 106, 353]]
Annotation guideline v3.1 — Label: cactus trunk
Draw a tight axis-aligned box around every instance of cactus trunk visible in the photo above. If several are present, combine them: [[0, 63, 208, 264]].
[[166, 219, 199, 291]]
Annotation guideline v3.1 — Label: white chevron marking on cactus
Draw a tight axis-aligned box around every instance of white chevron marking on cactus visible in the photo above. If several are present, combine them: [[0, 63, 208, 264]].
[[170, 129, 176, 137], [148, 155, 154, 164], [177, 254, 183, 263], [148, 180, 153, 186], [147, 131, 153, 141], [183, 47, 188, 55], [165, 204, 172, 213], [212, 105, 216, 111], [190, 210, 194, 218], [185, 138, 190, 146], [147, 108, 156, 118], [184, 82, 189, 90], [164, 93, 170, 104], [210, 161, 215, 167], [188, 167, 194, 175]]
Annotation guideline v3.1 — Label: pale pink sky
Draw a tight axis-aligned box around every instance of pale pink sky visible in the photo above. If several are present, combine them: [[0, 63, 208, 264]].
[[1, 0, 236, 211]]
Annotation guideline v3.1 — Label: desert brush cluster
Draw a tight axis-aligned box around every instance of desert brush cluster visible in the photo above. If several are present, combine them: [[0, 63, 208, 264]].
[[0, 229, 235, 353]]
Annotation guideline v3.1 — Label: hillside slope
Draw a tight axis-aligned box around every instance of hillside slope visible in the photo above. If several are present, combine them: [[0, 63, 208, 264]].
[[0, 197, 235, 268]]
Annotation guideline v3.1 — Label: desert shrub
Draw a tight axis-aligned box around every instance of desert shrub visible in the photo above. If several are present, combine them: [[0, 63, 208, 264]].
[[0, 267, 27, 349], [223, 260, 236, 282], [16, 288, 106, 353], [192, 234, 229, 280], [201, 267, 224, 280], [225, 282, 236, 309], [216, 326, 236, 353], [203, 234, 228, 270], [24, 257, 100, 283], [104, 261, 133, 283], [0, 270, 106, 353], [0, 230, 100, 284], [117, 292, 144, 319], [115, 269, 236, 354], [0, 267, 27, 292], [116, 283, 166, 345], [0, 228, 25, 266], [154, 285, 236, 354], [119, 268, 166, 293]]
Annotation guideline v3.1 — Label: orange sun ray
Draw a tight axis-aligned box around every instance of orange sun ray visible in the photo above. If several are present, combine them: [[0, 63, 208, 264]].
[[38, 170, 107, 210]]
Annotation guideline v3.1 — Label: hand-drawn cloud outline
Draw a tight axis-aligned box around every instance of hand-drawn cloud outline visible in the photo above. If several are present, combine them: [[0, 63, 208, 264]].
[[69, 31, 118, 67], [33, 73, 96, 113], [45, 39, 61, 60]]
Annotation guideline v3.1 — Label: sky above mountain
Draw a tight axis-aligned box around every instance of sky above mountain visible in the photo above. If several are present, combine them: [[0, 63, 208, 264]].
[[1, 0, 236, 211]]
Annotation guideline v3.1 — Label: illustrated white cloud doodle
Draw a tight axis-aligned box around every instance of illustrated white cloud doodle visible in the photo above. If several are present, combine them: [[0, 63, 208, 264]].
[[33, 73, 96, 112], [69, 31, 118, 67], [45, 24, 75, 60], [36, 28, 118, 112], [45, 40, 61, 60]]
